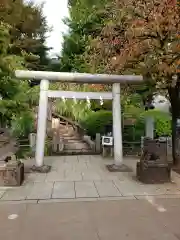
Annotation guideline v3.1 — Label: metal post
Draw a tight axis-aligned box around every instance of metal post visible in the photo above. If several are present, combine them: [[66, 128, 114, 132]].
[[35, 79, 49, 167], [112, 83, 123, 166]]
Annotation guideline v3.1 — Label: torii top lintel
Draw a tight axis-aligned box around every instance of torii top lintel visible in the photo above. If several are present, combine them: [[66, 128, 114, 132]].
[[15, 70, 143, 84]]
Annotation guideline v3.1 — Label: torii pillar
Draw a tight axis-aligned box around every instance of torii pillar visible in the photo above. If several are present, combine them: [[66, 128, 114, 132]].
[[112, 83, 122, 165], [107, 83, 132, 172]]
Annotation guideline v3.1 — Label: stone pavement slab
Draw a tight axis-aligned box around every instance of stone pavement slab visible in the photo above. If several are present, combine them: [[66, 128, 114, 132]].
[[82, 169, 102, 180], [52, 182, 75, 199], [75, 181, 99, 198], [64, 156, 79, 165], [25, 173, 47, 183], [1, 185, 33, 201], [94, 181, 122, 197], [26, 182, 53, 200], [45, 171, 65, 182], [74, 162, 88, 171], [65, 170, 82, 181]]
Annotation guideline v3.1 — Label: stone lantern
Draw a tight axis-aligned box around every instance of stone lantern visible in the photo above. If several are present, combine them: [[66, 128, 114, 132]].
[[145, 94, 170, 139]]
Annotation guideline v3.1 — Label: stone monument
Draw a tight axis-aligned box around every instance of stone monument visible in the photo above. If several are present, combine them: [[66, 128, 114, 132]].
[[0, 129, 24, 186], [136, 137, 171, 183]]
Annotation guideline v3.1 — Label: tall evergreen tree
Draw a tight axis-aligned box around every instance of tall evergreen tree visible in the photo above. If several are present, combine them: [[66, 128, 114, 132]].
[[0, 0, 50, 70], [60, 0, 110, 72]]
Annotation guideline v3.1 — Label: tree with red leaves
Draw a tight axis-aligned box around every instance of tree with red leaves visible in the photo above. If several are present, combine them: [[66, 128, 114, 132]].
[[85, 0, 180, 165]]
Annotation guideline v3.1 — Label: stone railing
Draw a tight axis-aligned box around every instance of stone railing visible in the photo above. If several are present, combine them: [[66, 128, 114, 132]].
[[83, 135, 95, 151]]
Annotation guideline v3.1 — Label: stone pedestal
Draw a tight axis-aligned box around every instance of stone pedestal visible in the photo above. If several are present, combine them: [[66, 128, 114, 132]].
[[31, 164, 51, 173], [102, 146, 113, 158], [136, 162, 171, 184], [0, 161, 24, 186], [136, 138, 171, 184]]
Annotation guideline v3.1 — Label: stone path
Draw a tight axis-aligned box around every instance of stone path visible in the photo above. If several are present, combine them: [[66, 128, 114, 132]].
[[1, 155, 180, 202]]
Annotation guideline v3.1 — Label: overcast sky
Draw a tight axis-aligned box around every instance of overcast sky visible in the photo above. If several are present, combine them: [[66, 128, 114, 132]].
[[28, 0, 69, 57]]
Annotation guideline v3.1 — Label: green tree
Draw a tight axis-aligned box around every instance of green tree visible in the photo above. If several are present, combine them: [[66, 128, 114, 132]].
[[61, 0, 111, 73], [61, 0, 151, 116], [57, 0, 120, 121], [0, 0, 50, 71], [0, 23, 25, 122], [0, 22, 37, 136]]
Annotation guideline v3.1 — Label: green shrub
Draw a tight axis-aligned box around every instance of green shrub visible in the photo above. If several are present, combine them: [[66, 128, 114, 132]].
[[11, 111, 34, 138], [82, 110, 145, 141], [81, 108, 171, 141], [155, 117, 171, 137], [140, 109, 171, 137], [134, 119, 145, 140], [81, 110, 112, 138], [123, 118, 145, 142]]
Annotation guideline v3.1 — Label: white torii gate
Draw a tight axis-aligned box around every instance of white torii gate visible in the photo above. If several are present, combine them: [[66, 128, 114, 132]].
[[15, 70, 143, 171]]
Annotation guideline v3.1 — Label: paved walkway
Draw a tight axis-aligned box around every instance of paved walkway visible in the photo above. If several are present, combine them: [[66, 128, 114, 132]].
[[1, 155, 180, 202], [1, 198, 180, 239]]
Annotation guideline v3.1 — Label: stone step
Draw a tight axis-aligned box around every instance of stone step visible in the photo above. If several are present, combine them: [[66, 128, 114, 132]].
[[63, 137, 81, 141], [61, 134, 80, 138], [63, 138, 84, 142], [64, 141, 90, 150], [62, 149, 93, 153]]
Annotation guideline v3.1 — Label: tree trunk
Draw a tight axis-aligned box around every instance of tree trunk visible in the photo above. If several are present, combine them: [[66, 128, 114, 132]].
[[171, 114, 179, 165], [168, 83, 180, 166]]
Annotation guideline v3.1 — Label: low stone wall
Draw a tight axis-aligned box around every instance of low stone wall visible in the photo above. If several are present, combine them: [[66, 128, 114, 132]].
[[83, 135, 95, 151]]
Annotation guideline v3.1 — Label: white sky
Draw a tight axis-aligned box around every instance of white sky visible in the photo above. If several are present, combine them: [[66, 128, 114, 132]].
[[27, 0, 69, 57]]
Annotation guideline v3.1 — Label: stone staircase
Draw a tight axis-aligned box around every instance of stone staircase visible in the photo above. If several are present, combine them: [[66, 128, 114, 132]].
[[63, 136, 92, 154], [51, 122, 92, 155]]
